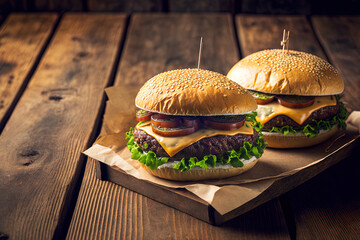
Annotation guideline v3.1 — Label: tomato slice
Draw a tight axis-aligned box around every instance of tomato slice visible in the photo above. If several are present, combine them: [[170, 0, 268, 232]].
[[151, 124, 197, 137], [151, 114, 180, 128], [136, 110, 152, 122], [277, 95, 315, 108], [255, 97, 275, 105], [248, 90, 275, 105], [203, 115, 245, 130]]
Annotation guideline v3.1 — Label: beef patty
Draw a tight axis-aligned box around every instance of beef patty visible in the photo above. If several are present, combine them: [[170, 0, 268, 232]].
[[263, 104, 340, 130]]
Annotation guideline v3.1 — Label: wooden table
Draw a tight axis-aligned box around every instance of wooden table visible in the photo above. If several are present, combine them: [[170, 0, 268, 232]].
[[0, 13, 359, 240]]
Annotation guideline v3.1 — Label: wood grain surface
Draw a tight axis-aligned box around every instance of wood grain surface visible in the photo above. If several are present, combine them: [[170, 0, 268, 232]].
[[118, 13, 239, 87], [0, 13, 126, 240], [0, 14, 58, 131], [67, 13, 290, 239], [236, 15, 326, 58], [312, 16, 360, 111]]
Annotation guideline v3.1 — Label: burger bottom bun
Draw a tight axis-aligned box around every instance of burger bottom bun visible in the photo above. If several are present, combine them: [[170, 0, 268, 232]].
[[263, 126, 339, 148], [141, 158, 259, 181]]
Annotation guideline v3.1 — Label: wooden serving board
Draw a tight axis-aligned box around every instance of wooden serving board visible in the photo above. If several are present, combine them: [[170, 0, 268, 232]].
[[95, 133, 359, 225]]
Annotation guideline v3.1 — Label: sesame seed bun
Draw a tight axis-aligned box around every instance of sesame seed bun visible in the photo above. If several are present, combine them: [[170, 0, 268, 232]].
[[136, 68, 257, 116], [227, 49, 344, 96], [140, 158, 259, 181], [132, 68, 262, 181], [262, 127, 338, 148]]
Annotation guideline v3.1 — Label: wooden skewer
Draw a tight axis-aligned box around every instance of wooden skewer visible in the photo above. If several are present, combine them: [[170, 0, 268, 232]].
[[287, 31, 290, 52], [197, 37, 203, 69], [281, 29, 290, 53]]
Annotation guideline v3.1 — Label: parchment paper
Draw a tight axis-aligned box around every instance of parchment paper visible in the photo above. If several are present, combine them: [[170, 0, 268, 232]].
[[84, 86, 360, 215]]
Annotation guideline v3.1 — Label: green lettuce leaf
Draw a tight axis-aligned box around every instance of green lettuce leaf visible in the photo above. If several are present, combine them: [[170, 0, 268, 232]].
[[246, 111, 263, 133]]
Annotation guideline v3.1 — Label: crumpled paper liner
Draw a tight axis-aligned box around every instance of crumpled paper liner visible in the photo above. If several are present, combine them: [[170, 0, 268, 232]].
[[84, 86, 360, 215]]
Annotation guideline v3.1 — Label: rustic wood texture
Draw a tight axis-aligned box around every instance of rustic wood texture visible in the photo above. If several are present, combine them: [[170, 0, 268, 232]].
[[88, 0, 163, 12], [0, 14, 58, 131], [169, 0, 232, 12], [67, 13, 290, 239], [69, 159, 290, 240], [119, 13, 239, 87], [236, 15, 326, 58], [0, 13, 126, 239], [280, 16, 360, 239], [312, 16, 360, 111]]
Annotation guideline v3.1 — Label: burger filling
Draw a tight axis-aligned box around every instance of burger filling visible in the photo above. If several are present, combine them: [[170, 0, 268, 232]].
[[133, 128, 259, 160], [248, 91, 348, 137], [125, 112, 266, 172]]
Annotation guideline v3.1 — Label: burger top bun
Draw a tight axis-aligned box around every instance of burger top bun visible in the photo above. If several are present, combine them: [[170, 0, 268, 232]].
[[135, 68, 257, 116], [227, 49, 344, 96]]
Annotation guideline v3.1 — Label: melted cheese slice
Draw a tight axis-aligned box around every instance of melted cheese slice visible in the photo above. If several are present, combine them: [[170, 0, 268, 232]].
[[137, 121, 253, 157], [256, 96, 337, 125]]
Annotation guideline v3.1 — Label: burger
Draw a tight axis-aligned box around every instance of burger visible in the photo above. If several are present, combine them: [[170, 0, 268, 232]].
[[125, 68, 267, 181], [227, 49, 348, 148]]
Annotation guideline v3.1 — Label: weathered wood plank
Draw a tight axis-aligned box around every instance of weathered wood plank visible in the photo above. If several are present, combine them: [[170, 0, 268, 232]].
[[0, 14, 58, 131], [0, 13, 126, 239], [280, 16, 360, 239], [312, 16, 360, 111], [119, 13, 239, 87], [88, 0, 163, 12], [67, 13, 290, 239], [236, 15, 325, 58]]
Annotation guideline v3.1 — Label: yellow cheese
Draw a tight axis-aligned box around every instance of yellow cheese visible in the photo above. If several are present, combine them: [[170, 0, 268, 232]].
[[256, 96, 337, 125], [137, 122, 253, 157]]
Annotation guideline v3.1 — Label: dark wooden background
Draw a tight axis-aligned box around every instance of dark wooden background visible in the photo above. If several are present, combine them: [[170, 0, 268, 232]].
[[1, 0, 360, 14]]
